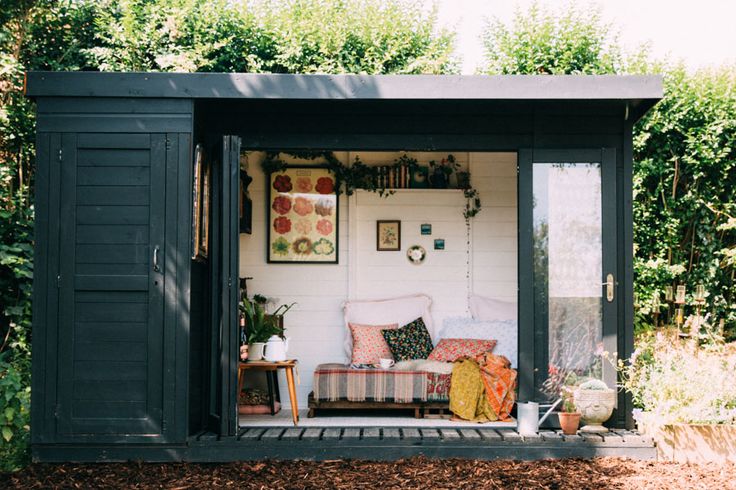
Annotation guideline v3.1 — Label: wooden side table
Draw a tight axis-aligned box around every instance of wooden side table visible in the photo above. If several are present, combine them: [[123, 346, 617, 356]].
[[238, 359, 299, 425]]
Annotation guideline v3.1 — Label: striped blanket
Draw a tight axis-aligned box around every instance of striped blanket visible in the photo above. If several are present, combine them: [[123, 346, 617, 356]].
[[313, 363, 451, 403]]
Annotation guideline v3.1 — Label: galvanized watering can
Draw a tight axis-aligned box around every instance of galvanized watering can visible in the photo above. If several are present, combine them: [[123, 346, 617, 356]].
[[516, 398, 562, 436]]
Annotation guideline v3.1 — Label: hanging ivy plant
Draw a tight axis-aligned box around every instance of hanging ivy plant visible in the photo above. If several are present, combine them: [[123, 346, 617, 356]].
[[261, 151, 482, 218]]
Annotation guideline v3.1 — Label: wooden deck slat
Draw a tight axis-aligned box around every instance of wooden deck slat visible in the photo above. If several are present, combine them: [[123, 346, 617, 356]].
[[363, 428, 380, 439], [402, 428, 421, 440], [581, 433, 604, 443], [601, 431, 625, 443], [343, 428, 361, 440], [262, 428, 285, 440], [383, 428, 401, 440], [459, 429, 481, 440], [540, 431, 564, 441], [420, 428, 440, 440], [562, 434, 583, 442], [439, 429, 461, 440], [301, 428, 323, 440], [240, 428, 266, 440], [478, 429, 502, 440], [322, 428, 342, 440], [498, 430, 522, 441], [281, 428, 304, 440]]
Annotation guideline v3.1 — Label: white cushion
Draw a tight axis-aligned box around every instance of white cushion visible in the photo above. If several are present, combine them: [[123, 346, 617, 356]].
[[439, 316, 518, 367], [469, 295, 517, 322], [343, 294, 433, 362]]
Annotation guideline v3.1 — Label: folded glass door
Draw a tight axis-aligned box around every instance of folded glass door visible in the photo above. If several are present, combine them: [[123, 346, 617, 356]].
[[519, 149, 617, 402]]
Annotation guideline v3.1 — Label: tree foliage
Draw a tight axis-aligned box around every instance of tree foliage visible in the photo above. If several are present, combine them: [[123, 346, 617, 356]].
[[481, 2, 736, 338]]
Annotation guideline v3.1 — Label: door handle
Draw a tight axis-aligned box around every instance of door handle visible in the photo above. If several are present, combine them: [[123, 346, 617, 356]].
[[153, 245, 161, 273], [602, 273, 614, 302]]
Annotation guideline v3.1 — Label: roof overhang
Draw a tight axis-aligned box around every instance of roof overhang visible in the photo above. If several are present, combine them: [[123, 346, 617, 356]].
[[26, 72, 663, 121]]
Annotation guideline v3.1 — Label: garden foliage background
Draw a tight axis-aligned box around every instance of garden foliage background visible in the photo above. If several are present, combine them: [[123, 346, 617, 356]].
[[0, 0, 734, 471]]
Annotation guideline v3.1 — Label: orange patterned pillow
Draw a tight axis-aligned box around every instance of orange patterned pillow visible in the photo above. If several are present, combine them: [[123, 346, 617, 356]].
[[349, 323, 399, 365], [428, 338, 497, 362]]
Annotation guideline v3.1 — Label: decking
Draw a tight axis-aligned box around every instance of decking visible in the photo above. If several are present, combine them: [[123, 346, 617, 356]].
[[186, 427, 657, 461]]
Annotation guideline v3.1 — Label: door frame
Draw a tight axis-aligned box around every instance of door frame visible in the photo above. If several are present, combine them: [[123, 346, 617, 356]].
[[518, 148, 618, 402]]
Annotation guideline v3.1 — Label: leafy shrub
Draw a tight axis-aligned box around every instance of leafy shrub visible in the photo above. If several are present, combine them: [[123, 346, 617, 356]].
[[621, 329, 736, 426], [0, 356, 31, 473]]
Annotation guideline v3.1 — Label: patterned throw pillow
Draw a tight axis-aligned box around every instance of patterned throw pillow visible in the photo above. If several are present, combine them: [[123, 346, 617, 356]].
[[439, 317, 518, 367], [381, 318, 434, 362], [349, 323, 399, 365], [428, 338, 497, 362]]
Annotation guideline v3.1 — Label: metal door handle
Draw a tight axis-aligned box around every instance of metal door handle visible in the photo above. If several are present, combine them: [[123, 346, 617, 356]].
[[602, 273, 614, 302], [153, 245, 161, 272]]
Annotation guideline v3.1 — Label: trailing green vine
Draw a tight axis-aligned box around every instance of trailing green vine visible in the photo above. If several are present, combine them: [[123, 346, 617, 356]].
[[261, 151, 482, 219]]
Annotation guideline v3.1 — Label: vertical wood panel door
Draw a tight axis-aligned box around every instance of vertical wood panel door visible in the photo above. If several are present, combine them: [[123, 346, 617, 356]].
[[56, 133, 167, 439]]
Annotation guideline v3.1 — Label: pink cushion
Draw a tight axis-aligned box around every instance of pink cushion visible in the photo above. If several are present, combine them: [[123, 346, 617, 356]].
[[349, 322, 399, 365], [428, 338, 497, 362]]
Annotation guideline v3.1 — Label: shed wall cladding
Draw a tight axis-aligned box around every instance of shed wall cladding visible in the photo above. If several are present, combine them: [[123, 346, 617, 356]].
[[32, 98, 193, 444]]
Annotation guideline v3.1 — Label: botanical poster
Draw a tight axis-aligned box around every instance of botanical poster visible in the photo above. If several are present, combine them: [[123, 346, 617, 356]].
[[267, 166, 338, 263]]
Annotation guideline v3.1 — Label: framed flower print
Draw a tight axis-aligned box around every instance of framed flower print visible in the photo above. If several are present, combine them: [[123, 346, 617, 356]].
[[267, 165, 338, 264], [377, 220, 401, 251]]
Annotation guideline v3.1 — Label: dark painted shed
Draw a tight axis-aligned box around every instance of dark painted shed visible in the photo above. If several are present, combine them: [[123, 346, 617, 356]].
[[26, 72, 662, 462]]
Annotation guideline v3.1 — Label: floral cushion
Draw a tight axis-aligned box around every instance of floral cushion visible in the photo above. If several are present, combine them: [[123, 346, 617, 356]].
[[349, 323, 399, 365], [428, 338, 497, 362], [381, 317, 434, 362], [439, 317, 518, 367]]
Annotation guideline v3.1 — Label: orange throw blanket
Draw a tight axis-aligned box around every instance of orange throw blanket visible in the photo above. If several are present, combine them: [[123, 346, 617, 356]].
[[477, 352, 517, 421], [449, 353, 517, 422]]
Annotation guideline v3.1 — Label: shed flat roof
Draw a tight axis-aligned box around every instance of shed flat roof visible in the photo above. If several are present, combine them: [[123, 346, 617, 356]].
[[27, 72, 662, 102]]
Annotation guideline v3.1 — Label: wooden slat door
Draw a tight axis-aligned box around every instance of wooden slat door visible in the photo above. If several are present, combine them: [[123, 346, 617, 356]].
[[55, 133, 167, 439]]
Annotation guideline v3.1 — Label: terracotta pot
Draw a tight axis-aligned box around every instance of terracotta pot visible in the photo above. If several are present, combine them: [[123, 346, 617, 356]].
[[558, 412, 581, 435]]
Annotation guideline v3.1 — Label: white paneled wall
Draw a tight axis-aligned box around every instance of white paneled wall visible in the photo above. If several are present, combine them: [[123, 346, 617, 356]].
[[239, 151, 517, 408]]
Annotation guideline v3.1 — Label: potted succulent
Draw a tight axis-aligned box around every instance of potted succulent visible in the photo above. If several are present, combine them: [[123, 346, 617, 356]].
[[557, 386, 581, 435], [574, 378, 617, 433], [240, 294, 295, 361]]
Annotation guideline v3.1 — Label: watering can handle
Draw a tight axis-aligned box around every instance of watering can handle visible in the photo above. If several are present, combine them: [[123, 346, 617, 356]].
[[538, 398, 562, 426]]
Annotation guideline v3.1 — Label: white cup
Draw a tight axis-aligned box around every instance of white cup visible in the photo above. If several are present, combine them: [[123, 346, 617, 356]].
[[379, 358, 395, 369]]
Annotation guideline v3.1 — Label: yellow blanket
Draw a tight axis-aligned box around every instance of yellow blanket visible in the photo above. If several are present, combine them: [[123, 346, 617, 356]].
[[449, 353, 517, 422]]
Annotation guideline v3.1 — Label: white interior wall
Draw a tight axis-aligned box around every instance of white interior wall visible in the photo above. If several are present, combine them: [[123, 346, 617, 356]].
[[239, 151, 517, 408]]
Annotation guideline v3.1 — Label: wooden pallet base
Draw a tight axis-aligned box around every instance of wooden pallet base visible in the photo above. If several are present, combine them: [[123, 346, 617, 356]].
[[307, 392, 449, 419]]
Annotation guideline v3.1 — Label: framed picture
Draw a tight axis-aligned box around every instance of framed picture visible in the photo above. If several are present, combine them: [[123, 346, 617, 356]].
[[420, 223, 432, 235], [267, 165, 338, 263], [377, 220, 401, 251], [434, 238, 445, 250], [191, 144, 210, 260]]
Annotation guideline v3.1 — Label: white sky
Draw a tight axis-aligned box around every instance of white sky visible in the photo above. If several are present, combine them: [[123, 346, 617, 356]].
[[432, 0, 736, 74]]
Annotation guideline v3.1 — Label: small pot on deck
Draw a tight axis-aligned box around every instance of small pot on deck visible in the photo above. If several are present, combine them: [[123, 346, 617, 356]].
[[558, 412, 581, 435]]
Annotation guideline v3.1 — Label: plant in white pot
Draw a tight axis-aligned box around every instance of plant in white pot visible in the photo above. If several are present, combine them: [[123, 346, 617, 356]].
[[574, 378, 617, 433], [240, 294, 295, 361]]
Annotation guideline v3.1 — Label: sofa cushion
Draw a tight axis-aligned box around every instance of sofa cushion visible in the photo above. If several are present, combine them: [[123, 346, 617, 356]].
[[342, 294, 434, 362], [439, 317, 518, 367], [469, 295, 517, 322], [381, 317, 434, 362], [349, 322, 399, 365], [428, 338, 497, 362]]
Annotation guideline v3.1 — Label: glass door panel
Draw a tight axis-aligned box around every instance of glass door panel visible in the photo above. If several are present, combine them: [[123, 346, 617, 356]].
[[533, 163, 604, 397]]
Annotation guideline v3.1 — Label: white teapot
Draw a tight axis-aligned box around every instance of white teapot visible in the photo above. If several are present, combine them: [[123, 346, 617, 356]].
[[263, 335, 290, 362]]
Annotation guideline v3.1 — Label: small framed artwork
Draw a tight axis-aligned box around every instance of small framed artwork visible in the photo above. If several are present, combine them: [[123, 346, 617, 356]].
[[434, 238, 445, 250], [420, 223, 432, 235], [267, 165, 338, 264], [377, 220, 401, 251]]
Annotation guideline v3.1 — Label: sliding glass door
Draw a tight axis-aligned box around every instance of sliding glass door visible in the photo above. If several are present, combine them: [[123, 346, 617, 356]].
[[519, 149, 617, 402]]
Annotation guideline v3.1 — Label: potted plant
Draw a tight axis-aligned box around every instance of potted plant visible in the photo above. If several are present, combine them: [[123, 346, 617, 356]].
[[574, 378, 617, 433], [429, 154, 459, 189], [240, 294, 295, 361], [557, 386, 581, 435]]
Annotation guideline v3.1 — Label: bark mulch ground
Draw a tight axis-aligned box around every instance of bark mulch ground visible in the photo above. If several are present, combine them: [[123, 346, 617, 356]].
[[2, 457, 735, 490]]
